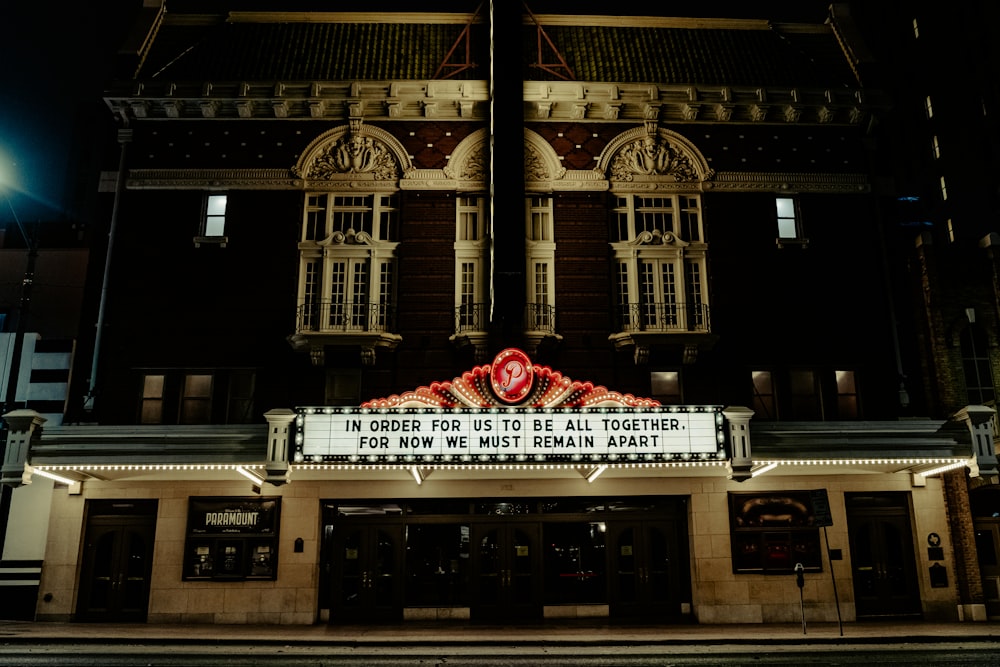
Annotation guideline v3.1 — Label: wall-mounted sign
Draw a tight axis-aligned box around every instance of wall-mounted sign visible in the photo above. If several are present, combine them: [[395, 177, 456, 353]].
[[296, 406, 723, 462], [294, 348, 723, 463], [183, 496, 281, 581]]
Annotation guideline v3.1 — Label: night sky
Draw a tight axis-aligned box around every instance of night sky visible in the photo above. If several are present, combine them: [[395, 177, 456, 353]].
[[0, 3, 137, 230]]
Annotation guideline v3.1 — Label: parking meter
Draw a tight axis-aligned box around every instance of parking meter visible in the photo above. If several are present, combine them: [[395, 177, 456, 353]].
[[794, 562, 806, 634]]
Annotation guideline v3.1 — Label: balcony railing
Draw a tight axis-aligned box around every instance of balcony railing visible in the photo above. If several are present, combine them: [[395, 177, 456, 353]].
[[453, 302, 558, 335], [296, 301, 396, 334], [616, 301, 711, 333], [455, 302, 490, 333], [524, 302, 556, 334]]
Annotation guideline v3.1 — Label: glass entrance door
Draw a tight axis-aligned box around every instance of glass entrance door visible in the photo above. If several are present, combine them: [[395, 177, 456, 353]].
[[76, 502, 157, 622], [974, 521, 1000, 619], [846, 495, 921, 618], [330, 522, 404, 623], [470, 523, 541, 621], [607, 520, 684, 618]]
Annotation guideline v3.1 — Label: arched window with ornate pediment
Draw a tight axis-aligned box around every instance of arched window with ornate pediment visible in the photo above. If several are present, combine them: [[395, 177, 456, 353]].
[[288, 124, 410, 365], [598, 127, 714, 362]]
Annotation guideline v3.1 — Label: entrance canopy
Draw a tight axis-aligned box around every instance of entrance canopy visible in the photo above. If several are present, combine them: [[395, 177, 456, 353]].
[[1, 349, 983, 489]]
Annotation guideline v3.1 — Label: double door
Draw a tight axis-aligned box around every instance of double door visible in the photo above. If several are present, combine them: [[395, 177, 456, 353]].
[[469, 523, 542, 621], [329, 523, 404, 623], [76, 503, 157, 622], [846, 497, 921, 618], [607, 521, 684, 617], [973, 521, 1000, 619]]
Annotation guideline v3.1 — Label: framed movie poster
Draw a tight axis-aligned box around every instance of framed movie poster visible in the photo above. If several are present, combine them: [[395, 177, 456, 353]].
[[183, 496, 281, 581]]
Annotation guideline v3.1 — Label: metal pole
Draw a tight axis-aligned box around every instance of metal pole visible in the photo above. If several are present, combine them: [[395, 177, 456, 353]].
[[824, 526, 845, 636], [84, 128, 131, 412]]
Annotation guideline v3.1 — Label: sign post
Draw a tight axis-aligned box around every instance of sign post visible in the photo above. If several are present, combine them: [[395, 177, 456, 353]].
[[810, 488, 843, 636]]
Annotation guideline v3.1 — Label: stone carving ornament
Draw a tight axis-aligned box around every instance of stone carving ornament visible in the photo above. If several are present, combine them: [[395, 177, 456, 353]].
[[611, 136, 698, 182], [299, 133, 400, 180]]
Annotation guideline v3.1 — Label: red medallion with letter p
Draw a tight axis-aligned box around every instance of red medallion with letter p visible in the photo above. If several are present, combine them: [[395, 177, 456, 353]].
[[490, 348, 534, 404]]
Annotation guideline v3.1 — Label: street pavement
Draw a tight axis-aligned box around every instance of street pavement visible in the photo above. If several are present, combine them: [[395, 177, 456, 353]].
[[1, 618, 1000, 646]]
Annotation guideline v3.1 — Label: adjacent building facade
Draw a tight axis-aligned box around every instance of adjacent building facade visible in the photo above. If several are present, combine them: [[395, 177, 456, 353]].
[[3, 2, 999, 625]]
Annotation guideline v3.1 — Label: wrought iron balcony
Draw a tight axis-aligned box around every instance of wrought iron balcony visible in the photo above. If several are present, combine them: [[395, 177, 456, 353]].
[[523, 302, 556, 334], [295, 301, 397, 334], [615, 301, 711, 333], [454, 302, 490, 333]]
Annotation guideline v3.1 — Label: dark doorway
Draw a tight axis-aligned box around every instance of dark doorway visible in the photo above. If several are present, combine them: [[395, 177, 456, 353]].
[[329, 522, 405, 623], [970, 487, 1000, 619], [469, 522, 542, 622], [76, 500, 157, 622], [607, 520, 685, 618], [845, 493, 921, 619]]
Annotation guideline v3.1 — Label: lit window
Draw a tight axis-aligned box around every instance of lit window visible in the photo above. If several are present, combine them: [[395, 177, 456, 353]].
[[612, 194, 708, 333], [296, 193, 399, 334], [751, 371, 776, 420], [180, 374, 213, 424], [775, 196, 807, 245], [204, 195, 227, 236], [962, 324, 996, 405], [925, 96, 934, 119], [454, 195, 488, 333], [931, 135, 940, 159], [526, 196, 556, 333], [140, 374, 165, 424], [651, 371, 681, 404], [194, 194, 229, 247], [940, 176, 948, 201], [835, 370, 859, 418], [912, 17, 919, 38], [947, 219, 956, 242]]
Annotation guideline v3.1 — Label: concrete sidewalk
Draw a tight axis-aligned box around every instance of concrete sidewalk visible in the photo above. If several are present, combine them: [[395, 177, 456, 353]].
[[2, 620, 1000, 646]]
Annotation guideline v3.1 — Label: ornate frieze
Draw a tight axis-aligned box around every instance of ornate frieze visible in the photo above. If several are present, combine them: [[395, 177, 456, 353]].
[[610, 136, 699, 183]]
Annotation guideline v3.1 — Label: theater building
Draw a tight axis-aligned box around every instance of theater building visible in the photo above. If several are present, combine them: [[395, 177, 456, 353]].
[[3, 2, 999, 625]]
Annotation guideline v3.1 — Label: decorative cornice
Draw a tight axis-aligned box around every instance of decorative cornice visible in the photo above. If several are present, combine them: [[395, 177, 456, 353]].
[[707, 171, 870, 193], [123, 168, 868, 194], [105, 80, 871, 125]]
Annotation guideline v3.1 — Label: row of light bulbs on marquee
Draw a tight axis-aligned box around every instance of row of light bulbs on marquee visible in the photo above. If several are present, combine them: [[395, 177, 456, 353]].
[[32, 457, 970, 477]]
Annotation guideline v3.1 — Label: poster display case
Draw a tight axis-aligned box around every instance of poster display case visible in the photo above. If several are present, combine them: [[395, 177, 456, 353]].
[[183, 497, 281, 581]]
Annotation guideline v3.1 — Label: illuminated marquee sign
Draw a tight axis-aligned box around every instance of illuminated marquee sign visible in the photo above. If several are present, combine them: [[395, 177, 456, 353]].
[[297, 406, 722, 462], [294, 349, 724, 463]]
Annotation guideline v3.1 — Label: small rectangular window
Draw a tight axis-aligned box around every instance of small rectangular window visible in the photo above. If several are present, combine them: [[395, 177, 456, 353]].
[[180, 374, 213, 424], [775, 197, 798, 239], [789, 369, 821, 420], [774, 197, 807, 247], [526, 196, 553, 241], [925, 95, 934, 119], [651, 371, 681, 404], [204, 195, 227, 236], [325, 369, 361, 406], [195, 194, 229, 247], [939, 176, 948, 201], [751, 371, 776, 420], [227, 371, 256, 424], [835, 370, 859, 418], [931, 135, 940, 159], [140, 374, 165, 424]]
